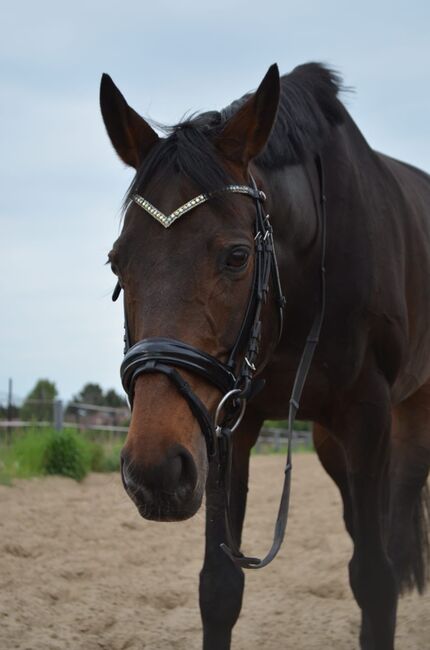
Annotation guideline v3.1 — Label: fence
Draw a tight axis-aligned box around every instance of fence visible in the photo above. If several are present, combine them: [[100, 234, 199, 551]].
[[0, 398, 128, 427], [0, 399, 313, 451]]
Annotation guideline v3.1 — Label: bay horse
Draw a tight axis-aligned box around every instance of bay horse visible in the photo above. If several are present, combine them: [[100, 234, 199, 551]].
[[100, 62, 430, 649]]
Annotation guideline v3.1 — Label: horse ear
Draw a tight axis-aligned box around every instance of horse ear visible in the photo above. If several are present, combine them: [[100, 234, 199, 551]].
[[216, 64, 280, 167], [100, 74, 159, 169]]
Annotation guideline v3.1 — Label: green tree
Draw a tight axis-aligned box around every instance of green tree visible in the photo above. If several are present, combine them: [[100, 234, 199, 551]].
[[70, 384, 126, 408], [66, 384, 128, 425], [21, 379, 58, 422], [0, 404, 19, 420], [72, 383, 105, 406], [104, 389, 127, 408]]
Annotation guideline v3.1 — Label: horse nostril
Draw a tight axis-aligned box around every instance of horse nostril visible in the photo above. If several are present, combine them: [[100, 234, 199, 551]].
[[175, 447, 197, 494], [121, 444, 197, 498], [120, 452, 131, 491], [141, 445, 197, 495], [161, 446, 198, 496], [166, 454, 183, 491]]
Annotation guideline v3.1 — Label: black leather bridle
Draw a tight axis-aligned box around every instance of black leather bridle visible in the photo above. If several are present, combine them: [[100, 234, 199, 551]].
[[112, 156, 327, 569], [115, 179, 286, 457]]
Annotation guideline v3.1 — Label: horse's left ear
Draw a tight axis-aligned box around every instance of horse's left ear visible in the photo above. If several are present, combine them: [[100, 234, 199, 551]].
[[216, 64, 280, 167]]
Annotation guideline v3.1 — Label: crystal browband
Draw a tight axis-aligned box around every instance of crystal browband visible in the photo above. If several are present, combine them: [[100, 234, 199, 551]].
[[132, 184, 263, 228]]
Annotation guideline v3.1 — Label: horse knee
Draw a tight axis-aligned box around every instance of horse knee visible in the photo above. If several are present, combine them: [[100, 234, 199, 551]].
[[199, 561, 244, 630]]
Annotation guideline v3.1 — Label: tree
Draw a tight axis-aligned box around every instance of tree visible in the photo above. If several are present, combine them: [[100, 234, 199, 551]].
[[71, 384, 126, 408], [0, 403, 19, 420], [21, 379, 58, 422], [66, 383, 128, 426], [104, 389, 127, 408], [72, 383, 105, 406]]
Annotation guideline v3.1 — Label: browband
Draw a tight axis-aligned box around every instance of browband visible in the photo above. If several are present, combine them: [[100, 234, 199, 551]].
[[132, 184, 263, 228]]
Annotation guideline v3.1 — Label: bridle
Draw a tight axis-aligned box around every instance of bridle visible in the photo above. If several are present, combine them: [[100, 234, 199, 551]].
[[115, 180, 286, 456], [112, 156, 327, 569]]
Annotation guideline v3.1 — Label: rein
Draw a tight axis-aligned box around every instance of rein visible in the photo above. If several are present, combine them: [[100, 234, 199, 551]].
[[221, 156, 327, 568], [112, 156, 326, 569]]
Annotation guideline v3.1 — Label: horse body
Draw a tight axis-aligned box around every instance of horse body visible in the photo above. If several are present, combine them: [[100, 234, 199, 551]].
[[261, 116, 430, 413], [243, 113, 430, 648], [100, 63, 429, 649], [379, 156, 430, 400]]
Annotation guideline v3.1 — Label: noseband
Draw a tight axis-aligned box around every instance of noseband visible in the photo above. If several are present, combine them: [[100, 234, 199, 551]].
[[113, 158, 327, 569]]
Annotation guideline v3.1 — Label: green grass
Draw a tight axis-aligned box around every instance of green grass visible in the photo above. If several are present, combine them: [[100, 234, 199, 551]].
[[0, 423, 313, 486], [264, 419, 312, 431], [0, 428, 51, 481], [253, 420, 314, 455], [0, 428, 124, 485]]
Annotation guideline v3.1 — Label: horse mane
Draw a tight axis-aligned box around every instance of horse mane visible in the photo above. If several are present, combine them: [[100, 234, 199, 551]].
[[227, 62, 345, 169], [125, 62, 345, 205]]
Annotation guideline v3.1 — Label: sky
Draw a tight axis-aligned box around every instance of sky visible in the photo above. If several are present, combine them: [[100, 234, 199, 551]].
[[1, 0, 429, 403]]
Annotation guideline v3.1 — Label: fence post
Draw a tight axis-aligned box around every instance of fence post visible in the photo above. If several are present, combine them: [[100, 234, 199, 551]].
[[53, 400, 64, 431]]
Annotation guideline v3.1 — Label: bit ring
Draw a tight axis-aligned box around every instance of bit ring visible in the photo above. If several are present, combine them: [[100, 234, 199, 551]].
[[214, 389, 247, 435]]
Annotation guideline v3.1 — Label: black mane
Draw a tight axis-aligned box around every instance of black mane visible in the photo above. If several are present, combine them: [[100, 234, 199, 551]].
[[126, 63, 345, 204], [226, 62, 345, 169]]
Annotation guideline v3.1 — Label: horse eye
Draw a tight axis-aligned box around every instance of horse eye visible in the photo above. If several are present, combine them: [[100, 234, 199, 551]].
[[226, 247, 250, 268]]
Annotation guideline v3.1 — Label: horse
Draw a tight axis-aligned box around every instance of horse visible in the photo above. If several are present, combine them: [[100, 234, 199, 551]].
[[99, 62, 430, 649]]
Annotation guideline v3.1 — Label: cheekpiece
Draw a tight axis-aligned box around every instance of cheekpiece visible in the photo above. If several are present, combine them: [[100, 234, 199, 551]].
[[132, 184, 262, 228]]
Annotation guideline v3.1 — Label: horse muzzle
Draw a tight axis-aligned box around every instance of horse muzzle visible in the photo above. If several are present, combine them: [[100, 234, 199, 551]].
[[120, 443, 204, 522]]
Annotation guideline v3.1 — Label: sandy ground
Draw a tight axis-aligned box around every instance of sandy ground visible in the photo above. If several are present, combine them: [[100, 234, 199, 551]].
[[0, 454, 428, 650]]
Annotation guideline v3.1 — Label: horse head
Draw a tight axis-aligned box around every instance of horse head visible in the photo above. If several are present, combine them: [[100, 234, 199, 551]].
[[100, 66, 280, 521]]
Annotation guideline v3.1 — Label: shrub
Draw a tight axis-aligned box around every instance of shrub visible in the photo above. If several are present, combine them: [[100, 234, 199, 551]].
[[0, 428, 125, 483], [43, 430, 90, 481]]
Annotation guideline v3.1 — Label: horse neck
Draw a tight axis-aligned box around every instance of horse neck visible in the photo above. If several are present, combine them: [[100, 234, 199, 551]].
[[253, 160, 326, 349], [260, 161, 321, 264]]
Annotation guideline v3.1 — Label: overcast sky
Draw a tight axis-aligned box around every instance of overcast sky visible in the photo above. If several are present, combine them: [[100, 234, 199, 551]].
[[1, 0, 429, 403]]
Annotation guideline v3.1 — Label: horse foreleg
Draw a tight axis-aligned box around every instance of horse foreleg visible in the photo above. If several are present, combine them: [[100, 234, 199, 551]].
[[199, 411, 263, 650], [337, 367, 398, 650], [348, 462, 398, 650]]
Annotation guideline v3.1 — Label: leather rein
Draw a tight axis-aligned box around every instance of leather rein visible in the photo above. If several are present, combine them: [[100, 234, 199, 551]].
[[112, 155, 327, 569]]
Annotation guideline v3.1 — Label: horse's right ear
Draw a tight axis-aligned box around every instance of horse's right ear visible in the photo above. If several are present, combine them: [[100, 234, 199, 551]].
[[100, 74, 159, 169]]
